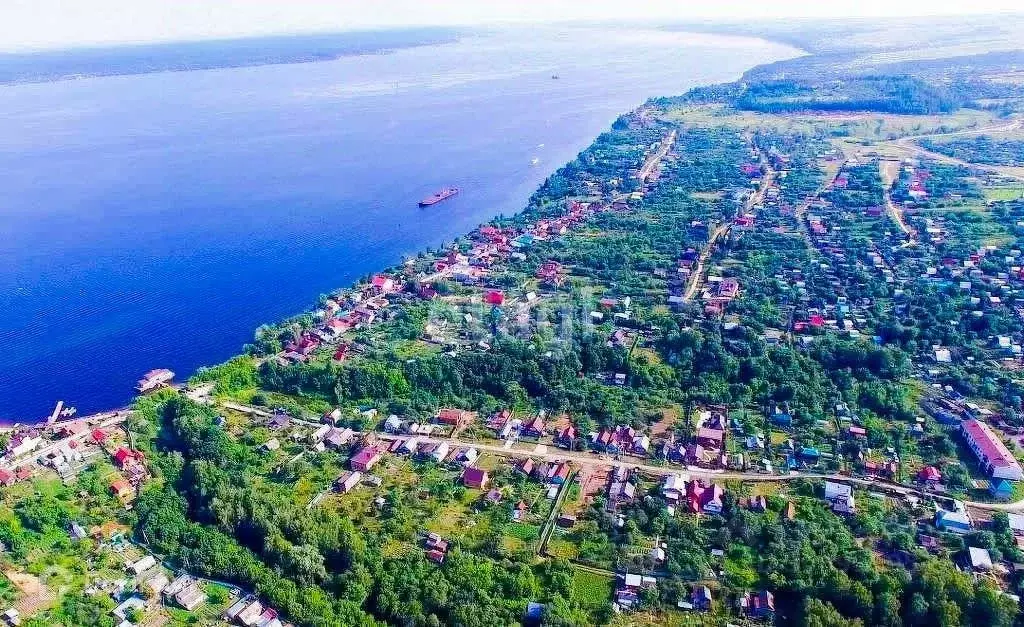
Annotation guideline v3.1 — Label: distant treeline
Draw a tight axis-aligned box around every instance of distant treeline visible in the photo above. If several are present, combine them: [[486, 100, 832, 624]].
[[654, 75, 961, 115]]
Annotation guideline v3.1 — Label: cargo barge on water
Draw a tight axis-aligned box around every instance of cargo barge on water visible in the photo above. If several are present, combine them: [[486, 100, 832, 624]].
[[418, 187, 459, 207]]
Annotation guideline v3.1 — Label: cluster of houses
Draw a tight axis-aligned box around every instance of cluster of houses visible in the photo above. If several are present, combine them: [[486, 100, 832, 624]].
[[280, 280, 392, 365], [0, 422, 150, 500], [661, 474, 725, 515], [102, 550, 275, 627], [3, 428, 42, 460], [591, 424, 651, 457], [618, 570, 775, 621], [424, 532, 450, 564], [515, 457, 571, 491], [224, 596, 285, 627]]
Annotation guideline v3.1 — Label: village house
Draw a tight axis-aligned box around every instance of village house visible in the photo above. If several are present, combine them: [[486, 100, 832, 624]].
[[335, 470, 362, 494], [521, 415, 546, 439], [516, 458, 535, 476], [128, 554, 158, 575], [662, 474, 688, 504], [554, 424, 577, 448], [425, 532, 449, 564], [968, 547, 994, 571], [607, 480, 637, 511], [685, 480, 724, 514], [462, 467, 489, 489], [691, 586, 713, 611], [824, 481, 856, 515], [935, 503, 973, 534], [110, 479, 133, 500], [235, 599, 266, 626], [436, 408, 473, 428], [547, 461, 571, 484], [426, 441, 450, 462], [350, 446, 383, 472], [370, 274, 397, 295], [615, 573, 657, 610], [991, 479, 1015, 500], [739, 590, 776, 620], [382, 414, 403, 433], [6, 431, 41, 458], [917, 466, 942, 486], [112, 447, 145, 471], [324, 427, 354, 450], [175, 581, 207, 611]]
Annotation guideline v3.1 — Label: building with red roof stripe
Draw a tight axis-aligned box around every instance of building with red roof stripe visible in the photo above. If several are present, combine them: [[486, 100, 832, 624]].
[[960, 419, 1024, 481]]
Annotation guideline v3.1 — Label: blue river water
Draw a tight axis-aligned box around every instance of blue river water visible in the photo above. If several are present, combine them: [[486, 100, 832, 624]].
[[0, 26, 797, 422]]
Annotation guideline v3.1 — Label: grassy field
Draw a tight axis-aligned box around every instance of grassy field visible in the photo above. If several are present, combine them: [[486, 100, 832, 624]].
[[570, 567, 615, 610], [984, 185, 1024, 201], [610, 610, 730, 627]]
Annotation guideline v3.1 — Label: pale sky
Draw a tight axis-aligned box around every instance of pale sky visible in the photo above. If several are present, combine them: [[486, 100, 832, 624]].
[[2, 0, 1023, 52]]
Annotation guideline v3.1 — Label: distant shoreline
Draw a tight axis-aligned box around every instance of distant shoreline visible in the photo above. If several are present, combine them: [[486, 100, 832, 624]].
[[0, 28, 465, 87]]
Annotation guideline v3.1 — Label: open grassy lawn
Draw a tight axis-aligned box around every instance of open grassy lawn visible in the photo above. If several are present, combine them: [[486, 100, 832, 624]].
[[570, 567, 614, 610], [983, 185, 1024, 202], [546, 536, 580, 560], [610, 610, 727, 626]]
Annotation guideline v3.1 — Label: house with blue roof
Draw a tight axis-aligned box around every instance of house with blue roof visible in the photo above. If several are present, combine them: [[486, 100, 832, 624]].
[[990, 479, 1015, 500], [799, 446, 821, 461], [935, 507, 973, 534], [524, 602, 544, 625], [512, 234, 536, 248]]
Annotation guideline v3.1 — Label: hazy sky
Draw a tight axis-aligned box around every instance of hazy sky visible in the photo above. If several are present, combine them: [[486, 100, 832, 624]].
[[3, 0, 1023, 52]]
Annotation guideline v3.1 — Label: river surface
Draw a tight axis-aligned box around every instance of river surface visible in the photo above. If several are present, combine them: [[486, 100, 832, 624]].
[[0, 25, 797, 422]]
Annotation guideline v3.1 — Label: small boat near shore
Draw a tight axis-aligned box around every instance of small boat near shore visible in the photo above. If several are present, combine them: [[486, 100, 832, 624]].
[[418, 187, 460, 207]]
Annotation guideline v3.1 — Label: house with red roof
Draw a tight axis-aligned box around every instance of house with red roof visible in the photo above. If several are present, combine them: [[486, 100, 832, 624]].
[[333, 345, 350, 362], [350, 446, 383, 472], [370, 275, 397, 295], [425, 549, 445, 564], [0, 468, 15, 487], [522, 416, 545, 439], [717, 278, 739, 300], [517, 458, 535, 476], [536, 261, 563, 285], [685, 480, 724, 514], [113, 447, 144, 470], [548, 462, 571, 485], [110, 479, 132, 500], [554, 424, 577, 448], [90, 429, 108, 444], [436, 408, 471, 427], [484, 290, 505, 306], [918, 466, 942, 485], [462, 466, 489, 489], [740, 590, 775, 619]]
